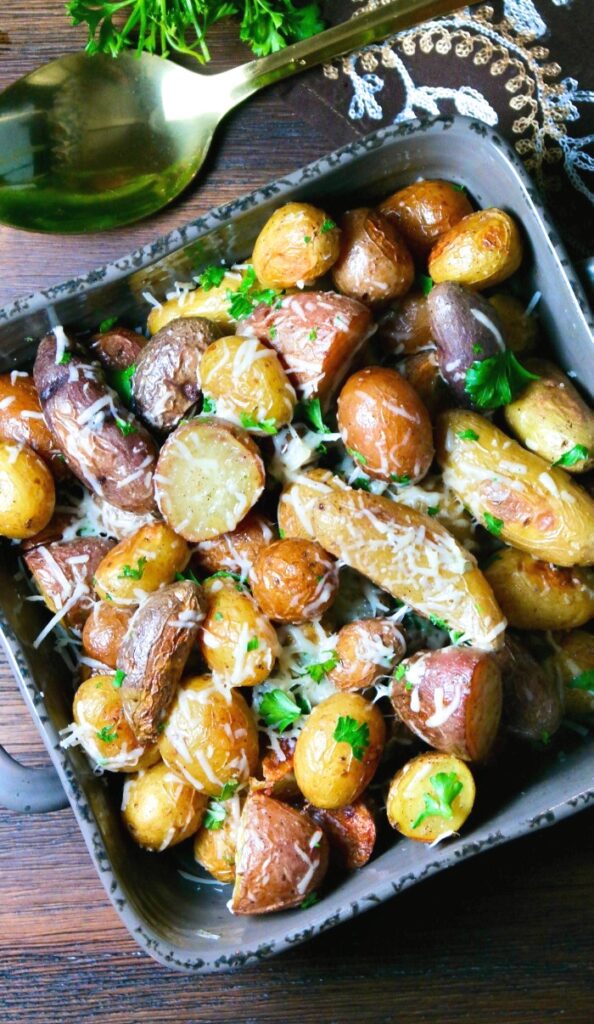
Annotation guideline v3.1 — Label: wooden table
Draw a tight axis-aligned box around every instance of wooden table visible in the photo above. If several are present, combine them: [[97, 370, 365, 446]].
[[1, 6, 594, 1022]]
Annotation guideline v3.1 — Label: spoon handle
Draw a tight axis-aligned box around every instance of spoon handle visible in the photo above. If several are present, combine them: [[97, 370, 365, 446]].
[[217, 0, 462, 106]]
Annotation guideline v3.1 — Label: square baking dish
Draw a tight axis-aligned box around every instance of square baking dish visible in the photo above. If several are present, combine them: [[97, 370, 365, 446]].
[[1, 116, 593, 972]]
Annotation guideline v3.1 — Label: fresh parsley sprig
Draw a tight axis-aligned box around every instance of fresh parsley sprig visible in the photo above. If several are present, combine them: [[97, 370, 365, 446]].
[[553, 444, 589, 468], [118, 556, 147, 581], [227, 266, 283, 320], [259, 689, 304, 732], [464, 351, 539, 409], [412, 771, 463, 829], [203, 780, 239, 830], [333, 715, 370, 761]]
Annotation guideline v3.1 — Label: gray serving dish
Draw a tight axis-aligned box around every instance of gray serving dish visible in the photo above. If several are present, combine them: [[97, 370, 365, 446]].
[[1, 116, 593, 972]]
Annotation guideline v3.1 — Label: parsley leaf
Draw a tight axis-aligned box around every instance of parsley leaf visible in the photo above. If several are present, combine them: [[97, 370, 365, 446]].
[[299, 650, 339, 683], [352, 477, 372, 492], [347, 447, 367, 465], [198, 265, 226, 290], [300, 891, 319, 909], [568, 669, 594, 693], [457, 429, 479, 441], [114, 417, 137, 436], [219, 780, 239, 800], [112, 669, 126, 688], [204, 800, 227, 830], [390, 473, 410, 485], [118, 556, 147, 581], [553, 444, 589, 468], [96, 725, 117, 744], [483, 512, 504, 537], [297, 397, 329, 434], [416, 274, 434, 296], [239, 411, 278, 435], [464, 351, 539, 409], [427, 505, 440, 517], [175, 568, 201, 585], [333, 715, 370, 761], [99, 315, 118, 333], [58, 350, 72, 366], [303, 235, 312, 244], [201, 394, 217, 414], [108, 364, 136, 404], [412, 771, 463, 829], [395, 663, 407, 681], [321, 218, 336, 233], [259, 689, 303, 732], [227, 266, 282, 320], [246, 636, 259, 652]]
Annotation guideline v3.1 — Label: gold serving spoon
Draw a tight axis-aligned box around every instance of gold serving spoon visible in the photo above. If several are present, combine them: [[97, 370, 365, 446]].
[[0, 0, 460, 233]]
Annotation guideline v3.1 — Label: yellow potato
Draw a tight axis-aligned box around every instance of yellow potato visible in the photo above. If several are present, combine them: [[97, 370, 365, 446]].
[[378, 179, 474, 257], [0, 440, 55, 539], [436, 410, 594, 566], [428, 208, 523, 290], [199, 579, 279, 686], [277, 468, 349, 541], [193, 511, 275, 580], [200, 335, 296, 432], [252, 202, 340, 289], [122, 762, 207, 851], [251, 538, 338, 624], [294, 692, 385, 809], [386, 752, 475, 842], [193, 791, 244, 883], [0, 372, 67, 479], [331, 208, 414, 306], [392, 475, 478, 551], [93, 522, 190, 605], [484, 546, 594, 630], [69, 675, 160, 772], [146, 266, 253, 334], [543, 631, 594, 720], [489, 293, 537, 354], [158, 674, 259, 796]]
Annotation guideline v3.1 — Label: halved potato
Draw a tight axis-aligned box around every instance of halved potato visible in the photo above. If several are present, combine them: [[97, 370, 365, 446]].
[[387, 752, 475, 842], [306, 799, 376, 869]]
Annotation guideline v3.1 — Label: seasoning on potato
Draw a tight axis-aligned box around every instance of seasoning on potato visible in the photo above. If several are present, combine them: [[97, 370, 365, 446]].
[[252, 202, 341, 289], [379, 179, 474, 257], [386, 752, 476, 843], [199, 578, 279, 686], [122, 762, 208, 851], [200, 334, 296, 433], [277, 468, 349, 542], [251, 538, 338, 624], [331, 208, 414, 306], [64, 674, 161, 772], [0, 440, 55, 540], [328, 618, 406, 691], [92, 522, 190, 605], [484, 546, 594, 630], [428, 208, 523, 290], [306, 799, 377, 869]]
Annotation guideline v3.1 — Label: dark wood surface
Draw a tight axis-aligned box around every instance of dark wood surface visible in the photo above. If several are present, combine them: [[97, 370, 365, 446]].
[[1, 6, 594, 1022]]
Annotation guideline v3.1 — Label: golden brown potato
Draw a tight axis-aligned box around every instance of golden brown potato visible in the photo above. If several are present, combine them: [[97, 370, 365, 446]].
[[251, 538, 338, 624], [92, 523, 190, 605], [328, 618, 406, 691], [488, 293, 537, 354], [542, 630, 594, 720], [259, 740, 300, 801], [158, 674, 259, 796], [82, 601, 135, 669], [200, 335, 296, 432], [428, 208, 523, 290], [0, 441, 55, 540], [331, 208, 414, 306], [122, 762, 207, 851], [392, 474, 477, 551], [252, 202, 341, 289], [497, 636, 563, 740], [294, 692, 386, 809], [306, 799, 376, 869], [155, 418, 265, 542], [90, 326, 147, 372], [146, 266, 254, 334], [337, 366, 434, 483], [0, 372, 67, 479], [484, 546, 594, 630], [192, 511, 275, 580], [377, 292, 434, 356], [387, 752, 476, 843], [379, 180, 474, 257], [24, 537, 114, 632], [436, 410, 594, 566], [277, 468, 350, 542], [199, 579, 279, 686], [504, 359, 594, 473], [193, 791, 244, 882], [232, 792, 329, 914], [398, 350, 448, 418], [68, 675, 160, 772]]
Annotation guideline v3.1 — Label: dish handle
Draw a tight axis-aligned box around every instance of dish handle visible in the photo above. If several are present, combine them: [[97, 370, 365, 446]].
[[0, 745, 68, 813]]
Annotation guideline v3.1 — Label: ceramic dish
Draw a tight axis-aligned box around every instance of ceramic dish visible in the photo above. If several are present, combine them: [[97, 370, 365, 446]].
[[1, 116, 593, 972]]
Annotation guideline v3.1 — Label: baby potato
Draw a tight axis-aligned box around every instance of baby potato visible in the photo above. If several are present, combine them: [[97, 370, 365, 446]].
[[0, 372, 67, 479], [200, 335, 296, 432], [251, 538, 338, 624], [294, 692, 386, 809], [331, 208, 414, 306], [259, 740, 300, 801], [194, 791, 244, 883], [306, 799, 376, 869], [392, 474, 478, 551], [543, 630, 594, 720], [504, 359, 594, 472], [427, 282, 507, 401], [122, 762, 207, 852], [158, 674, 259, 796], [0, 441, 55, 539], [24, 537, 114, 632], [398, 350, 448, 419], [386, 752, 475, 843], [379, 179, 474, 257], [91, 326, 147, 373], [146, 266, 254, 334], [337, 366, 434, 483], [436, 410, 594, 566], [484, 546, 594, 630], [489, 293, 537, 354], [428, 208, 523, 290], [497, 636, 563, 741], [93, 522, 190, 605], [252, 202, 341, 289], [278, 468, 349, 541], [328, 618, 406, 691], [82, 601, 135, 669], [377, 292, 434, 356], [193, 512, 275, 580], [199, 579, 279, 686], [69, 675, 160, 772]]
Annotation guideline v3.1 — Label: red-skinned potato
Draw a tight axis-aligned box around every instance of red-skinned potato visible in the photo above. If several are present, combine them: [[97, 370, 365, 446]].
[[90, 326, 147, 372], [328, 618, 406, 691], [0, 372, 69, 480], [24, 537, 114, 632], [331, 208, 414, 306], [192, 511, 275, 581], [376, 292, 434, 356], [379, 179, 474, 257], [251, 538, 338, 624], [391, 647, 503, 762], [398, 350, 448, 418], [306, 799, 376, 869], [496, 636, 563, 741], [82, 601, 135, 669]]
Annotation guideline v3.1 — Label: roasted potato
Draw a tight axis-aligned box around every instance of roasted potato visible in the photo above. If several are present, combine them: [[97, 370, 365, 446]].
[[484, 546, 594, 630], [331, 208, 414, 306], [25, 537, 114, 632], [376, 292, 434, 356], [504, 359, 594, 472], [192, 511, 275, 580], [91, 326, 147, 372], [436, 410, 594, 566], [232, 792, 328, 914], [294, 692, 386, 809], [199, 578, 279, 686], [0, 441, 55, 540], [155, 418, 265, 542], [392, 474, 477, 551], [200, 334, 296, 432], [251, 538, 338, 624], [379, 179, 474, 257], [20, 511, 79, 552], [391, 647, 502, 762], [193, 791, 244, 882], [489, 293, 537, 354], [88, 495, 157, 542], [119, 581, 206, 741], [33, 333, 158, 515], [428, 208, 523, 290], [497, 636, 563, 741], [82, 601, 135, 669], [328, 618, 406, 691], [427, 282, 506, 401], [67, 674, 160, 772], [92, 523, 190, 606], [252, 202, 341, 288], [386, 752, 476, 842], [0, 372, 68, 478], [239, 290, 373, 406], [146, 266, 254, 334], [337, 366, 434, 483], [543, 630, 594, 720], [398, 350, 448, 418], [277, 468, 349, 541], [259, 741, 300, 801], [158, 674, 259, 796], [122, 762, 207, 851], [306, 799, 376, 869], [132, 316, 221, 432], [309, 486, 506, 650]]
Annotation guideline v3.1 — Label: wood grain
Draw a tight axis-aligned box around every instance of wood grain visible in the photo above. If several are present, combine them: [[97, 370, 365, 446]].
[[1, 4, 594, 1022]]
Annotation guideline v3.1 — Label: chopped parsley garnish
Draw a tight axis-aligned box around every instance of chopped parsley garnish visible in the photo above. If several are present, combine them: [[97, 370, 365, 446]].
[[259, 689, 303, 732], [58, 350, 72, 365], [352, 477, 371, 492], [464, 351, 539, 409], [201, 394, 217, 414], [568, 669, 594, 693], [395, 663, 407, 681], [99, 315, 118, 333], [483, 512, 504, 537], [239, 411, 278, 435], [269, 325, 278, 340], [226, 266, 282, 320], [300, 891, 319, 909], [297, 397, 329, 434], [472, 343, 483, 354], [204, 570, 248, 591], [219, 780, 239, 800], [390, 473, 410, 485], [303, 235, 312, 244], [416, 274, 434, 297], [175, 568, 201, 585], [308, 328, 318, 341], [457, 429, 479, 441], [347, 447, 367, 465], [198, 265, 226, 290], [118, 556, 147, 581], [156, 720, 167, 735], [429, 614, 449, 631], [427, 505, 440, 517], [553, 444, 589, 468], [412, 771, 463, 829], [96, 725, 118, 744], [320, 218, 337, 233], [114, 417, 136, 436], [299, 650, 339, 683], [540, 729, 551, 745], [112, 669, 126, 688], [108, 363, 136, 403], [246, 636, 259, 652], [278, 528, 286, 539], [204, 800, 227, 830], [452, 183, 466, 192], [214, 611, 223, 621], [333, 715, 370, 761]]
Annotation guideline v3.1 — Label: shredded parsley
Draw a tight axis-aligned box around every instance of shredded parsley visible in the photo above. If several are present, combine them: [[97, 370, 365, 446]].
[[201, 394, 217, 414], [112, 669, 126, 688], [427, 506, 440, 517], [297, 397, 329, 434], [246, 636, 259, 652], [99, 316, 118, 333], [259, 689, 303, 732], [320, 218, 336, 233], [204, 800, 227, 830], [175, 568, 201, 585], [299, 651, 339, 683], [464, 351, 539, 409], [412, 771, 463, 829], [483, 512, 504, 537], [300, 891, 319, 909], [416, 274, 434, 297], [239, 410, 278, 435], [198, 265, 226, 290], [96, 725, 117, 744], [568, 669, 594, 693], [553, 444, 589, 468], [58, 350, 72, 365], [352, 477, 372, 492], [333, 715, 370, 761], [108, 364, 136, 404], [457, 429, 479, 441], [114, 417, 137, 436], [347, 447, 367, 465], [390, 473, 410, 485], [227, 266, 282, 320], [308, 328, 318, 341], [395, 663, 407, 681], [118, 556, 147, 581], [303, 235, 312, 244]]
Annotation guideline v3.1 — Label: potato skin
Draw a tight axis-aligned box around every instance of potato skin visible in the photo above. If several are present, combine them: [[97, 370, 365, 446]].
[[428, 208, 523, 290], [489, 294, 537, 354], [91, 327, 147, 372], [484, 546, 594, 630], [376, 292, 433, 356], [252, 202, 341, 289], [337, 366, 434, 483], [294, 692, 386, 810], [306, 799, 376, 869], [199, 579, 279, 686], [122, 762, 207, 851], [71, 674, 160, 772], [0, 372, 68, 479], [200, 335, 296, 431], [386, 752, 476, 843], [543, 630, 594, 720], [379, 179, 473, 257], [194, 792, 244, 882], [331, 208, 414, 306], [192, 511, 275, 580], [259, 740, 300, 801], [391, 647, 502, 762], [496, 636, 563, 740], [504, 359, 594, 472], [251, 538, 338, 624], [119, 581, 206, 741], [82, 601, 135, 669], [427, 282, 506, 401], [398, 350, 448, 418], [0, 441, 55, 540], [277, 468, 349, 542], [92, 522, 190, 605], [232, 792, 329, 914], [328, 618, 406, 691], [436, 410, 594, 566], [24, 537, 114, 631]]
